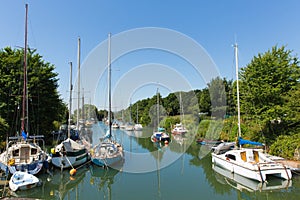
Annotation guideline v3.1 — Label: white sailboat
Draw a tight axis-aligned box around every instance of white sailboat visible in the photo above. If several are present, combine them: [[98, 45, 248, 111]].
[[91, 33, 124, 167], [211, 44, 292, 182], [172, 92, 188, 135], [0, 4, 50, 175], [134, 103, 143, 131], [51, 38, 89, 169], [151, 88, 170, 143]]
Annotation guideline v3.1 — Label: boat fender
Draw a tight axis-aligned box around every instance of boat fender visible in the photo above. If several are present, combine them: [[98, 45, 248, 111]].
[[70, 168, 77, 176], [8, 158, 15, 166]]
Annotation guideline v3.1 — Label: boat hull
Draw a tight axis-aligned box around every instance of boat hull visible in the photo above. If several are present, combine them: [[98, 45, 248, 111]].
[[212, 149, 292, 182], [9, 171, 40, 192], [51, 151, 89, 169], [0, 141, 50, 175], [91, 142, 124, 167]]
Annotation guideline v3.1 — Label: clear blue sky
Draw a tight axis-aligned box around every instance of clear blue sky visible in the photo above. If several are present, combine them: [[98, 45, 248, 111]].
[[1, 0, 300, 110]]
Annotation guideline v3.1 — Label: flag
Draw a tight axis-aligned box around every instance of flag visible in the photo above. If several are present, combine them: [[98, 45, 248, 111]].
[[22, 130, 27, 140]]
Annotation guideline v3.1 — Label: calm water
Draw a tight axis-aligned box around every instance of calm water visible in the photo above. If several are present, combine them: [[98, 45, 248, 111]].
[[6, 122, 300, 200]]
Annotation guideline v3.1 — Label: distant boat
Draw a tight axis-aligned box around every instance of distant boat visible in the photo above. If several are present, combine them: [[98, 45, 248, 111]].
[[171, 123, 188, 135], [211, 44, 292, 182], [91, 33, 124, 167], [112, 121, 120, 129], [51, 38, 89, 169], [134, 103, 143, 131], [172, 92, 188, 135], [151, 88, 170, 143], [9, 171, 41, 192], [196, 138, 222, 146], [0, 4, 50, 175], [125, 122, 135, 131]]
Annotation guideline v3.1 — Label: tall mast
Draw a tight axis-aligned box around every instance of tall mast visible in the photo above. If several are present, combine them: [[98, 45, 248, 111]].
[[21, 4, 28, 135], [156, 88, 159, 128], [234, 43, 242, 139], [108, 33, 112, 137], [68, 62, 73, 139], [77, 37, 81, 130]]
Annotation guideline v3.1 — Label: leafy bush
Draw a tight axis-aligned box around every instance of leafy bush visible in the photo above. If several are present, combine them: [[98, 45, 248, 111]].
[[269, 133, 300, 159]]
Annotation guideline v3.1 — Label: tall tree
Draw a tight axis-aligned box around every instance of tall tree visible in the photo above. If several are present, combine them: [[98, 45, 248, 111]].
[[240, 45, 300, 140], [0, 47, 66, 142]]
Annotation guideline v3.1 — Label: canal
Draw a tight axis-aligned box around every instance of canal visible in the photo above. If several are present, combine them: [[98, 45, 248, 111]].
[[6, 122, 300, 200]]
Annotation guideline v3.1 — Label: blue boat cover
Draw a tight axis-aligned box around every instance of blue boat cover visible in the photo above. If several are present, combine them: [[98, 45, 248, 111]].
[[238, 137, 263, 146]]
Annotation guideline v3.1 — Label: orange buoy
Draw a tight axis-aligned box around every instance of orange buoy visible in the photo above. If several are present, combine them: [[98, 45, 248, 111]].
[[70, 168, 77, 176]]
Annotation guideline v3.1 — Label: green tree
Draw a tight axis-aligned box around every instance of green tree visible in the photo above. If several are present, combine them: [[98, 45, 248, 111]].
[[207, 77, 227, 119], [240, 45, 300, 142], [0, 47, 66, 143]]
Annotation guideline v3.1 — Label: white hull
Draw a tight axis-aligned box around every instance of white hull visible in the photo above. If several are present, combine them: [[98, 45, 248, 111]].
[[0, 140, 49, 175], [212, 149, 292, 182], [91, 142, 124, 167], [51, 138, 89, 169], [9, 171, 40, 192], [51, 153, 89, 169], [213, 164, 292, 191]]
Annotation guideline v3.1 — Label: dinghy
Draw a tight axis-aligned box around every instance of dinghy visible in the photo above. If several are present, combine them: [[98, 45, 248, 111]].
[[9, 171, 41, 192]]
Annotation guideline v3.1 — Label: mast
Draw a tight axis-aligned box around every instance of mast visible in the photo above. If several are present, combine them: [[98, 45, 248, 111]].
[[136, 103, 138, 124], [234, 44, 242, 140], [108, 33, 112, 137], [68, 62, 73, 139], [21, 4, 28, 136], [156, 88, 159, 129], [77, 37, 81, 130]]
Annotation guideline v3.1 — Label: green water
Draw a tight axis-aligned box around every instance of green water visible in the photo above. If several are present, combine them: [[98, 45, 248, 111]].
[[5, 122, 300, 200]]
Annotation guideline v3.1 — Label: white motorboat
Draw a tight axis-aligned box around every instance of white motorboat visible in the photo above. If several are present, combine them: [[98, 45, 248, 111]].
[[9, 171, 41, 192]]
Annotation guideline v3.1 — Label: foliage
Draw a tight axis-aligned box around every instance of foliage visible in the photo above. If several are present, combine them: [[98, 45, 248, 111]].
[[240, 45, 300, 142], [269, 133, 300, 159], [0, 47, 66, 144]]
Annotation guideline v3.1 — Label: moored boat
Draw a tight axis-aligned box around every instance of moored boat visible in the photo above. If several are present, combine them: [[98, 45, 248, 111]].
[[90, 33, 124, 168], [51, 138, 89, 169], [211, 44, 292, 182], [9, 171, 41, 192]]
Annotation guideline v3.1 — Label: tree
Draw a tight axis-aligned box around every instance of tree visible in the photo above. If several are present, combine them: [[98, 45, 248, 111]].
[[0, 47, 66, 143], [207, 76, 227, 118], [240, 45, 300, 141]]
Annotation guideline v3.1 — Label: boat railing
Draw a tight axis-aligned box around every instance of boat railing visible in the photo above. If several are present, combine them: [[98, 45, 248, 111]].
[[8, 135, 46, 150]]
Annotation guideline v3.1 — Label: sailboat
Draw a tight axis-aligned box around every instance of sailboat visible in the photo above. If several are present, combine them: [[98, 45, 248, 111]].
[[211, 44, 292, 182], [51, 38, 89, 169], [90, 33, 124, 167], [151, 88, 170, 143], [134, 103, 143, 131], [171, 92, 188, 135], [0, 4, 50, 175]]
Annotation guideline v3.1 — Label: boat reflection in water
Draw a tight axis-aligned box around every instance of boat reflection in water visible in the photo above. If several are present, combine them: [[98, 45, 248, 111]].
[[89, 165, 121, 200], [47, 168, 87, 200], [212, 164, 292, 192]]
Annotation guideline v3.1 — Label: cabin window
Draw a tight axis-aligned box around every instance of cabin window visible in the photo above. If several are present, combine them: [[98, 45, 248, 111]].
[[225, 154, 236, 161], [240, 151, 247, 162], [31, 148, 37, 155], [13, 149, 19, 156]]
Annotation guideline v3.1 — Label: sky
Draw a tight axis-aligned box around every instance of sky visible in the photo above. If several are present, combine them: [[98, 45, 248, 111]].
[[1, 0, 300, 111]]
